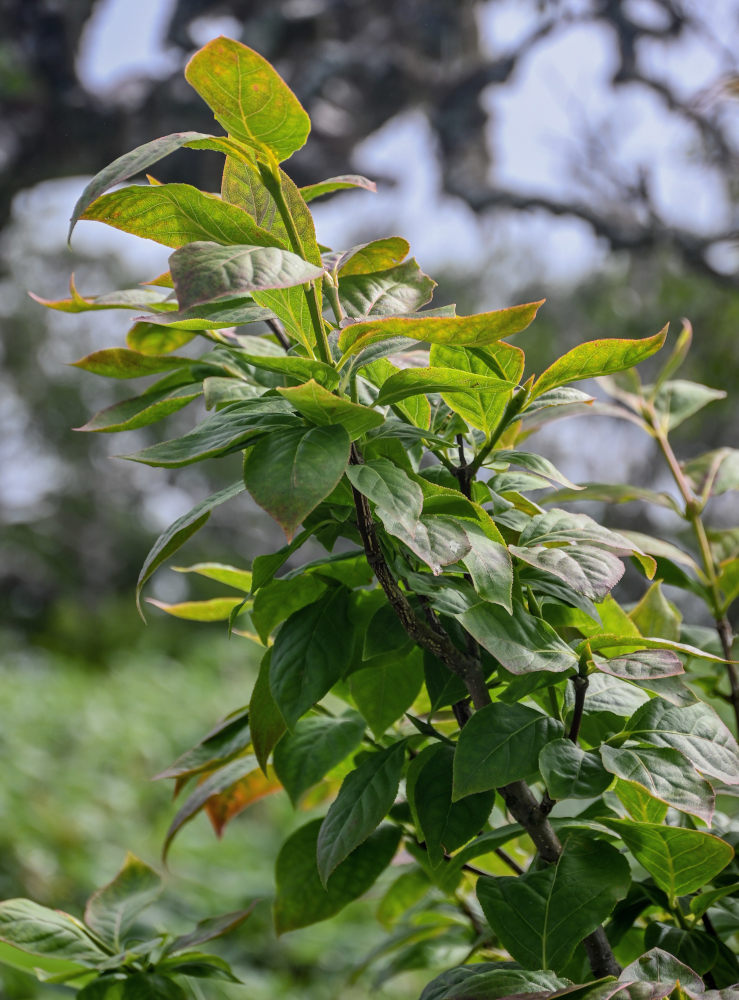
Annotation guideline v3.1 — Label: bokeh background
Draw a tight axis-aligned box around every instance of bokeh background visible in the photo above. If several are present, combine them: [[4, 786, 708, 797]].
[[1, 1, 737, 997]]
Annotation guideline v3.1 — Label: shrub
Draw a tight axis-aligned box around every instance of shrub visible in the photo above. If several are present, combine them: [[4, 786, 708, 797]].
[[4, 36, 738, 999]]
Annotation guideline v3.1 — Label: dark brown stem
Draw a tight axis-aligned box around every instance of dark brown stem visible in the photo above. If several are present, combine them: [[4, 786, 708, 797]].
[[266, 318, 291, 352], [568, 674, 589, 743], [349, 445, 620, 977], [494, 848, 524, 875]]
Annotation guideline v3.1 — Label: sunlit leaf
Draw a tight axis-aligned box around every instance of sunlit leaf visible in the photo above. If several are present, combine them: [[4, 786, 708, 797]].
[[300, 174, 376, 202], [600, 745, 714, 823]]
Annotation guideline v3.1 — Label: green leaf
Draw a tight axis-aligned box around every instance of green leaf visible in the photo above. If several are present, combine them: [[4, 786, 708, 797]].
[[593, 650, 683, 681], [491, 450, 582, 491], [136, 299, 274, 332], [510, 543, 625, 602], [476, 833, 630, 972], [620, 948, 704, 991], [76, 382, 200, 434], [163, 754, 260, 859], [626, 697, 739, 785], [300, 174, 376, 202], [600, 745, 714, 824], [460, 521, 513, 612], [277, 380, 384, 439], [345, 459, 423, 533], [650, 379, 726, 431], [171, 562, 252, 591], [338, 300, 544, 358], [531, 327, 667, 399], [584, 634, 726, 663], [374, 367, 516, 407], [68, 131, 210, 240], [458, 602, 579, 675], [0, 900, 106, 966], [252, 575, 328, 644], [614, 779, 668, 823], [71, 348, 191, 379], [185, 37, 310, 162], [325, 237, 410, 276], [338, 259, 436, 318], [412, 745, 495, 867], [244, 423, 351, 540], [80, 183, 282, 250], [629, 582, 682, 642], [684, 448, 739, 499], [146, 596, 247, 622], [127, 322, 194, 355], [453, 701, 563, 798], [603, 820, 733, 898], [30, 279, 173, 314], [269, 587, 354, 727], [316, 741, 406, 884], [420, 967, 567, 1000], [689, 881, 739, 919], [429, 342, 524, 434], [169, 242, 323, 312], [154, 707, 251, 781], [232, 353, 339, 389], [136, 480, 246, 614], [273, 712, 366, 805], [124, 402, 296, 468], [250, 650, 286, 773], [643, 923, 718, 976], [164, 908, 255, 956], [546, 481, 679, 511], [83, 854, 161, 950], [274, 820, 400, 933], [376, 868, 430, 929], [539, 739, 612, 799], [348, 649, 424, 737], [77, 973, 187, 999]]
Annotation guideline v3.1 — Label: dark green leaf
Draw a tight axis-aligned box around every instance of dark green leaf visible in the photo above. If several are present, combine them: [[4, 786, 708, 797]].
[[539, 739, 612, 799], [84, 854, 161, 949], [274, 820, 400, 933], [412, 745, 495, 867], [603, 821, 733, 898], [626, 697, 739, 785], [76, 382, 200, 433], [69, 131, 210, 240], [169, 242, 323, 312], [123, 402, 296, 468], [273, 712, 366, 805], [270, 587, 354, 727], [458, 602, 579, 675], [453, 701, 563, 798], [345, 459, 423, 533], [244, 423, 350, 540], [165, 908, 255, 955], [420, 966, 567, 1000], [251, 650, 286, 773], [476, 833, 630, 972], [136, 480, 246, 614], [643, 922, 718, 975], [531, 328, 667, 399], [348, 650, 424, 737], [185, 37, 310, 162], [600, 745, 714, 823], [77, 973, 187, 999], [154, 708, 251, 781], [317, 741, 406, 884], [252, 575, 328, 644], [620, 948, 704, 991]]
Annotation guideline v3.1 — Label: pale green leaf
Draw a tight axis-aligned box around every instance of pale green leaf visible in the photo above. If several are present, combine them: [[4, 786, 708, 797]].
[[277, 380, 384, 439], [600, 745, 714, 823], [300, 174, 376, 202], [84, 854, 161, 949]]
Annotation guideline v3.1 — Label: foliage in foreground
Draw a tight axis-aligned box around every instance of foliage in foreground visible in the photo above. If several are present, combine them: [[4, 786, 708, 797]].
[[4, 36, 739, 1000]]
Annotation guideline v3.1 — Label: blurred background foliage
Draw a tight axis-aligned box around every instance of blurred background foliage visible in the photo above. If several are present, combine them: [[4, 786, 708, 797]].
[[1, 0, 737, 997]]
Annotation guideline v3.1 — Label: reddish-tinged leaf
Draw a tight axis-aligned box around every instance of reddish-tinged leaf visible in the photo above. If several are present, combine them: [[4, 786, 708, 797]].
[[204, 765, 282, 837]]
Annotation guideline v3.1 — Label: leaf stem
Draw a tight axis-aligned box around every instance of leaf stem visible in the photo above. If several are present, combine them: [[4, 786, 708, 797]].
[[649, 412, 739, 733]]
